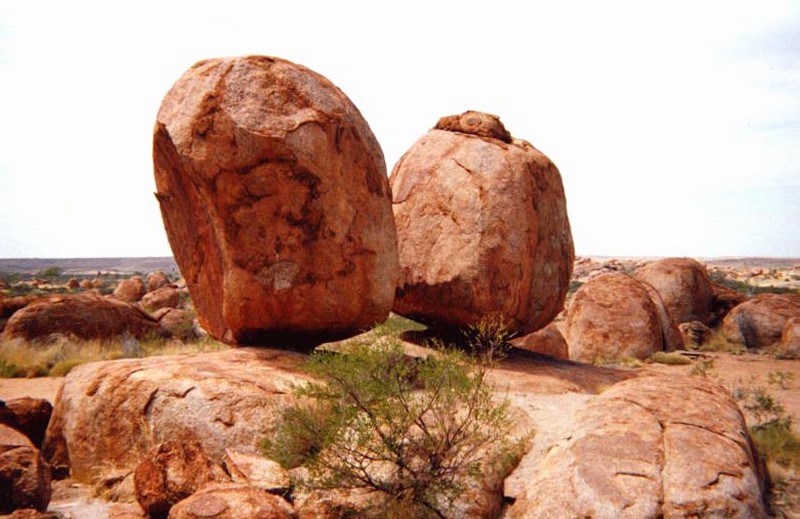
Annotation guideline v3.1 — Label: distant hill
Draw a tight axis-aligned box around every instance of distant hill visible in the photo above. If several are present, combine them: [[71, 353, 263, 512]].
[[0, 257, 179, 276]]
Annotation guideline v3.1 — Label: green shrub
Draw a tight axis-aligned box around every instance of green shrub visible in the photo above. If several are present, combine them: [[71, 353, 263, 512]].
[[649, 351, 691, 365], [262, 336, 521, 518], [751, 418, 800, 469]]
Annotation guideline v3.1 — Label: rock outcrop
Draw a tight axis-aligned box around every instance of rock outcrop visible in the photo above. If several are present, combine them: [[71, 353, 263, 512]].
[[154, 55, 398, 347], [43, 348, 308, 482], [510, 323, 569, 360], [503, 374, 767, 518], [633, 258, 713, 325], [722, 293, 800, 348], [167, 484, 296, 519], [134, 441, 223, 519], [390, 111, 573, 335], [565, 273, 663, 362], [147, 271, 170, 292], [113, 276, 146, 303], [2, 292, 165, 343], [0, 424, 52, 513]]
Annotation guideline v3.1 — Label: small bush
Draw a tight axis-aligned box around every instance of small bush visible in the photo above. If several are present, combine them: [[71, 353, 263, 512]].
[[699, 330, 746, 355], [262, 335, 521, 518], [751, 418, 800, 469], [650, 351, 691, 365]]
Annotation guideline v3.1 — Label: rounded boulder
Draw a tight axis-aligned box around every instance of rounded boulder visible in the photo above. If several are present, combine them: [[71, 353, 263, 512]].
[[566, 273, 663, 362], [633, 258, 713, 325], [154, 56, 398, 347], [389, 111, 573, 335]]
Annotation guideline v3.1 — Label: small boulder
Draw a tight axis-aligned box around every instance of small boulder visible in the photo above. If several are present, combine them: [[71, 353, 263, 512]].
[[134, 441, 223, 519], [777, 317, 800, 358], [142, 286, 181, 313], [565, 273, 663, 362], [5, 398, 52, 448], [0, 424, 52, 513], [66, 278, 79, 290], [510, 323, 569, 360], [678, 320, 714, 348], [222, 449, 291, 494], [91, 277, 105, 289], [114, 276, 146, 303], [2, 292, 165, 343], [156, 309, 196, 340], [154, 55, 398, 347], [633, 258, 713, 325], [390, 111, 574, 335], [79, 279, 94, 290], [167, 483, 296, 519], [147, 271, 170, 292], [722, 293, 800, 348]]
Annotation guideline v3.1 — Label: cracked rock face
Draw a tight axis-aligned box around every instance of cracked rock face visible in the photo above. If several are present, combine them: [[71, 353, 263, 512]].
[[154, 56, 398, 347], [566, 273, 664, 362], [389, 111, 574, 335], [42, 348, 309, 482], [503, 374, 768, 518], [633, 258, 714, 327]]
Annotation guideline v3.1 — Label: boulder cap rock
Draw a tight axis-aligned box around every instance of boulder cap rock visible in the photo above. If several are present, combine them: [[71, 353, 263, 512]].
[[390, 110, 573, 335]]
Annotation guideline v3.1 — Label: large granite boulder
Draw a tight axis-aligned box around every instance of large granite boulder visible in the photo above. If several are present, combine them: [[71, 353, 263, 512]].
[[153, 55, 398, 347], [722, 293, 800, 348], [42, 348, 308, 482], [113, 276, 146, 304], [390, 111, 573, 335], [503, 374, 767, 518], [565, 273, 664, 362], [2, 292, 165, 343], [633, 258, 713, 326]]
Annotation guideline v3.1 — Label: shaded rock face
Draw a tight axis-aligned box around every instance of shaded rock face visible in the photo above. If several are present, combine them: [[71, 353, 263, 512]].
[[43, 348, 307, 482], [5, 398, 52, 448], [633, 258, 713, 326], [722, 293, 800, 348], [679, 320, 714, 348], [2, 292, 165, 343], [154, 55, 398, 347], [0, 424, 52, 513], [390, 111, 573, 335], [710, 281, 749, 327], [565, 273, 663, 362], [114, 276, 147, 303], [156, 309, 196, 340], [510, 323, 569, 360], [503, 374, 767, 518], [167, 483, 296, 519], [134, 441, 222, 519]]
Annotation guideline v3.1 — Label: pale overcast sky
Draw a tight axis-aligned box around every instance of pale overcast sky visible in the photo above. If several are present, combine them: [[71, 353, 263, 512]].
[[0, 1, 798, 258]]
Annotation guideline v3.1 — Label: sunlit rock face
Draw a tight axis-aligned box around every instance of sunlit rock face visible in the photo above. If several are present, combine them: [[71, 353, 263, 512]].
[[153, 56, 398, 347]]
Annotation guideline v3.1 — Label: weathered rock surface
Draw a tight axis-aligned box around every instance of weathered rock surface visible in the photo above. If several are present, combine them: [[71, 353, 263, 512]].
[[43, 348, 307, 482], [0, 424, 52, 513], [636, 279, 685, 351], [678, 320, 714, 348], [778, 316, 800, 358], [113, 276, 146, 303], [167, 483, 296, 519], [503, 374, 767, 518], [2, 292, 165, 343], [142, 286, 181, 312], [154, 55, 398, 346], [147, 271, 170, 292], [510, 323, 569, 360], [633, 258, 713, 325], [390, 111, 573, 335], [134, 441, 223, 519], [222, 449, 290, 494], [155, 308, 196, 340], [5, 398, 52, 448], [565, 273, 663, 362], [722, 293, 800, 348]]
